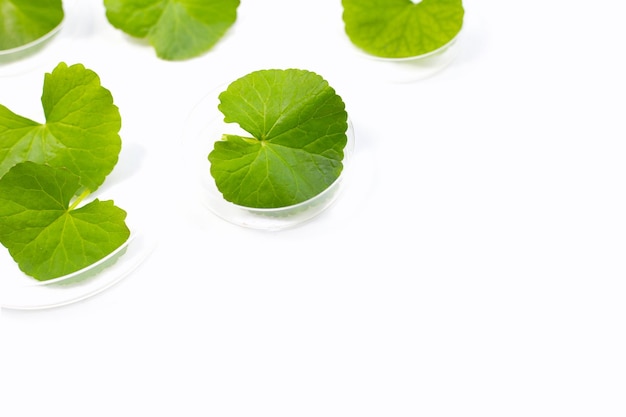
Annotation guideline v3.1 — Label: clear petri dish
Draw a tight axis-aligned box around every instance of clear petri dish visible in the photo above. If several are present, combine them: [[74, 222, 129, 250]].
[[0, 0, 86, 77], [182, 86, 356, 231], [0, 21, 64, 62], [351, 31, 463, 83], [0, 211, 156, 310], [0, 27, 65, 78]]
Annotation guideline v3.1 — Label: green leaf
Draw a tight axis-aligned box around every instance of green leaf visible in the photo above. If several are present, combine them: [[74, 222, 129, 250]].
[[342, 0, 464, 58], [104, 0, 240, 61], [0, 0, 64, 51], [0, 162, 130, 281], [0, 62, 121, 192], [208, 69, 348, 209]]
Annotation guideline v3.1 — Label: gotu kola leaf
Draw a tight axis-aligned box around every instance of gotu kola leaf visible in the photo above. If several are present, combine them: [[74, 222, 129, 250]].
[[0, 162, 130, 281], [0, 0, 64, 51], [342, 0, 464, 58], [0, 62, 121, 193], [208, 69, 348, 209], [104, 0, 240, 61]]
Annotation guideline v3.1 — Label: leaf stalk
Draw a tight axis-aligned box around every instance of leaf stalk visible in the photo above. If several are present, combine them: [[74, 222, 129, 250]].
[[68, 188, 91, 211]]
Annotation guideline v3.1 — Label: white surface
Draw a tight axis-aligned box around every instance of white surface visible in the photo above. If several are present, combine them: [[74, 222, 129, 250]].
[[2, 0, 626, 415]]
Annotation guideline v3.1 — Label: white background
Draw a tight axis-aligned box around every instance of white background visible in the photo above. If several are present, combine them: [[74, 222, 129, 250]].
[[2, 0, 626, 415]]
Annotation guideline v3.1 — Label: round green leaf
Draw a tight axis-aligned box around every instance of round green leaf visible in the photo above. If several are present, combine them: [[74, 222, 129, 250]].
[[0, 0, 64, 51], [208, 69, 348, 209], [104, 0, 240, 61], [342, 0, 464, 58], [0, 62, 121, 192], [0, 162, 130, 281]]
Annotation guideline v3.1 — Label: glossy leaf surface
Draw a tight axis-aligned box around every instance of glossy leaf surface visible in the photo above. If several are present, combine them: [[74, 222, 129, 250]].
[[342, 0, 464, 58], [0, 62, 121, 192], [209, 69, 348, 209], [104, 0, 240, 60], [0, 0, 63, 51], [0, 162, 130, 281]]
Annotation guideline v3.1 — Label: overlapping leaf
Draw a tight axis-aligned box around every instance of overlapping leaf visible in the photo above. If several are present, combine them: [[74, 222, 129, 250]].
[[0, 63, 128, 280], [0, 62, 121, 192], [0, 162, 130, 281], [342, 0, 464, 58], [104, 0, 240, 60], [208, 69, 348, 209], [0, 0, 64, 51]]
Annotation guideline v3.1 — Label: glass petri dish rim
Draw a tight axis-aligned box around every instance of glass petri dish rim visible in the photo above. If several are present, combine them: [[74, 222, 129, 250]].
[[0, 17, 65, 57], [1, 215, 157, 310], [350, 27, 463, 63], [7, 233, 135, 289]]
